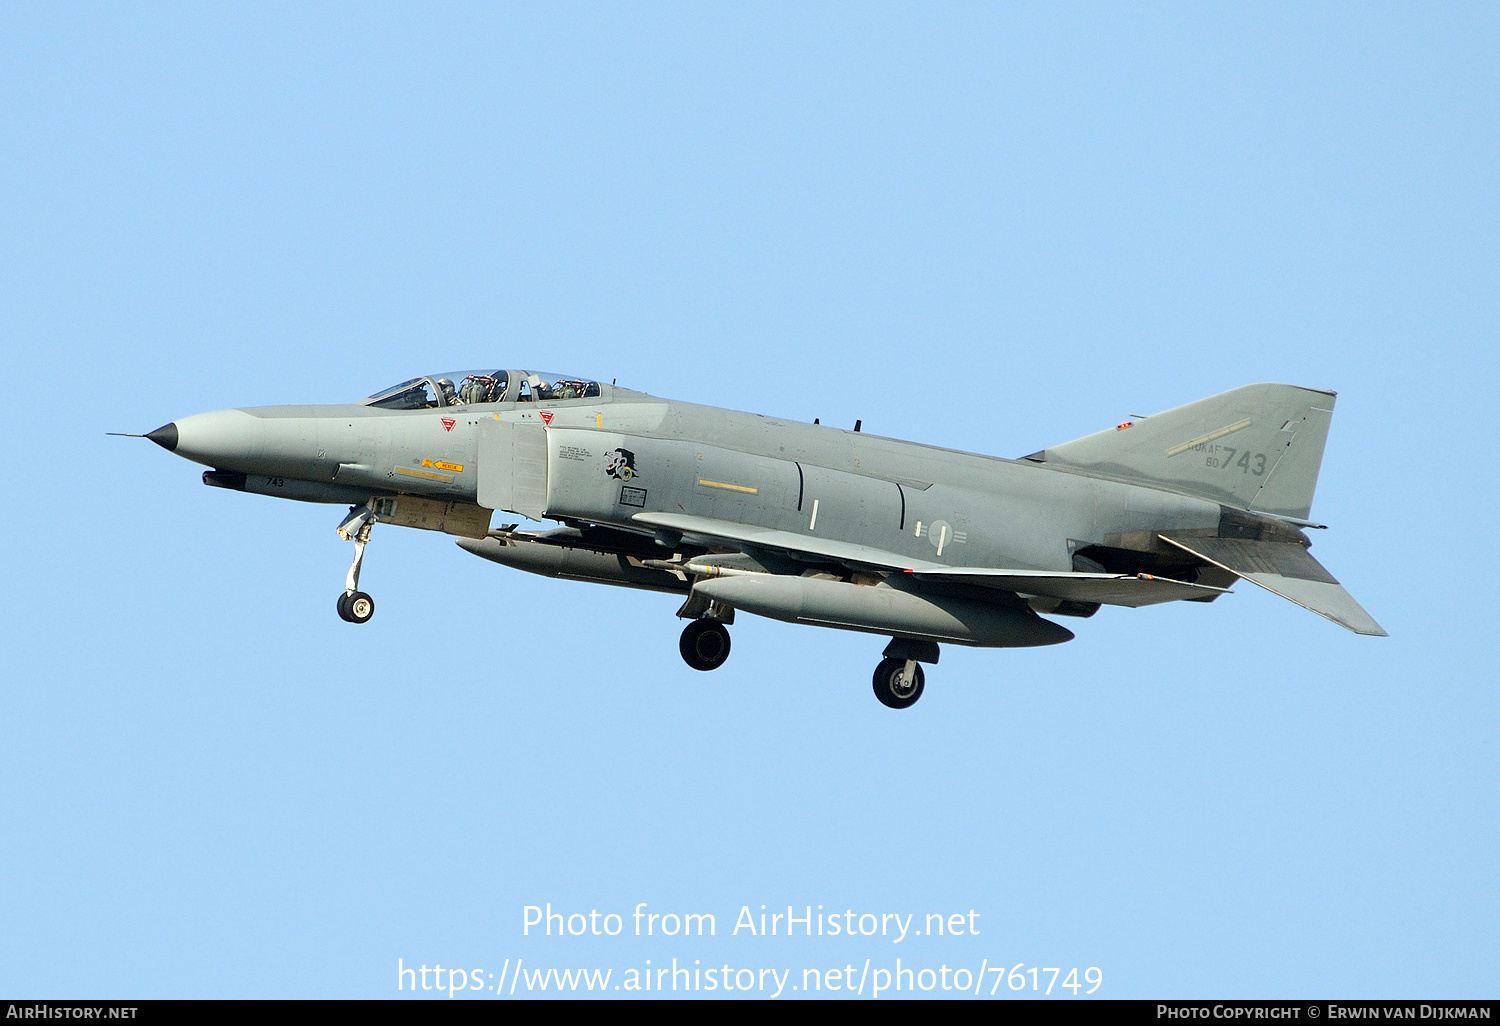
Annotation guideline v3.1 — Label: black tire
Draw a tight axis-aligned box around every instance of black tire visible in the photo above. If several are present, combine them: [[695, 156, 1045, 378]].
[[336, 592, 353, 622], [680, 619, 731, 671], [872, 657, 925, 709], [346, 591, 375, 624]]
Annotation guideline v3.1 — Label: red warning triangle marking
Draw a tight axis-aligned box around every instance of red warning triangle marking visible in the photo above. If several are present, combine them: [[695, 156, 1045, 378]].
[[539, 410, 554, 425], [441, 417, 455, 432]]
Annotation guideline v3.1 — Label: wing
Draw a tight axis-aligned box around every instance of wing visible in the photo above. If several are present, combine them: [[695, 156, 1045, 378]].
[[633, 511, 1229, 607]]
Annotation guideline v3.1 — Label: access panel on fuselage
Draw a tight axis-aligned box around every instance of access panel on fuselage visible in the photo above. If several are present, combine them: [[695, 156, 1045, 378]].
[[796, 463, 906, 551], [477, 415, 548, 520]]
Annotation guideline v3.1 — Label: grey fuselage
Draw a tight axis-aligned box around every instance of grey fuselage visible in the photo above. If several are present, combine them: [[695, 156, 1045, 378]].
[[168, 383, 1223, 576]]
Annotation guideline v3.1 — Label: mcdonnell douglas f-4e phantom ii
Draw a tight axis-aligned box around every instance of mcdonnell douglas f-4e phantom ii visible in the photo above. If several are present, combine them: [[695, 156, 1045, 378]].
[[129, 370, 1384, 708]]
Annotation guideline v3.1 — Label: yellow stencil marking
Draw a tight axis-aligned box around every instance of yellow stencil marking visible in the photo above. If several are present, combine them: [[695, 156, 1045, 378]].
[[396, 467, 455, 483], [698, 479, 759, 494], [1166, 419, 1253, 457]]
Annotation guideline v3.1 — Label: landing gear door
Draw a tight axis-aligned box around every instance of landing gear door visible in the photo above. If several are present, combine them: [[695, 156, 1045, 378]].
[[478, 415, 549, 521]]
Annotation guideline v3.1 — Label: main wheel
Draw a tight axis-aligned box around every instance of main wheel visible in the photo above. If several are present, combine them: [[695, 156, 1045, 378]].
[[336, 592, 353, 622], [346, 591, 375, 624], [680, 619, 731, 671], [872, 657, 925, 709]]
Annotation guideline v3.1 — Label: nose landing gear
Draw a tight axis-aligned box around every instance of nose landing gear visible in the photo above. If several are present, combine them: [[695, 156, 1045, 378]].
[[337, 590, 375, 623], [336, 505, 377, 624]]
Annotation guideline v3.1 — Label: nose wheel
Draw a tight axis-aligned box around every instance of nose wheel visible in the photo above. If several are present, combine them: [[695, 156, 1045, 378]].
[[680, 619, 731, 671], [337, 591, 375, 623], [336, 505, 377, 624]]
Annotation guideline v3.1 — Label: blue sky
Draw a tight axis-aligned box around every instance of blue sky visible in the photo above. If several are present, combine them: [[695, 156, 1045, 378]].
[[1, 3, 1495, 999]]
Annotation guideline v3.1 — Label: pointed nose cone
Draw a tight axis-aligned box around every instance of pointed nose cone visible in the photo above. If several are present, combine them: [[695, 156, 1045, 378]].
[[146, 423, 178, 452]]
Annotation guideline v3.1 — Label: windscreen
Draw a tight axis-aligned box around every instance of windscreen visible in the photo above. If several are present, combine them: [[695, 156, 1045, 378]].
[[365, 369, 602, 408], [365, 371, 509, 409]]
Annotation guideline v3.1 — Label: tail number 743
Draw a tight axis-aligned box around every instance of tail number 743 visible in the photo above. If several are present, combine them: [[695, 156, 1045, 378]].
[[1203, 446, 1266, 475]]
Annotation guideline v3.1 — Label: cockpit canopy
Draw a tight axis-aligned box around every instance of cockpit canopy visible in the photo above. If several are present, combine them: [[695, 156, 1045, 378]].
[[364, 370, 601, 410]]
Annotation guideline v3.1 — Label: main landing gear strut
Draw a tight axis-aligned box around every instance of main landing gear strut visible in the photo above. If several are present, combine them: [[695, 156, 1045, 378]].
[[335, 505, 376, 624], [675, 589, 734, 671]]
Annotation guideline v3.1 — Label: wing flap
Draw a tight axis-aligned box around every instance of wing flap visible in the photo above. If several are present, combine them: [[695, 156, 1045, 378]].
[[1157, 534, 1387, 636]]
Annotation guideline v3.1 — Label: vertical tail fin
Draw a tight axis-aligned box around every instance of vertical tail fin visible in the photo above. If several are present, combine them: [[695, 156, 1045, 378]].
[[1026, 383, 1336, 520]]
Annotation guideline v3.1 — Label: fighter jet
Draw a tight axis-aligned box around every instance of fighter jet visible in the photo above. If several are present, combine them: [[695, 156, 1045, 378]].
[[127, 370, 1384, 708]]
